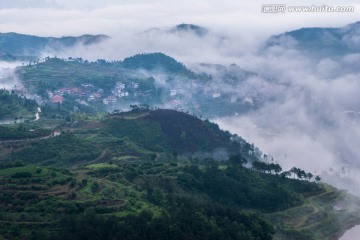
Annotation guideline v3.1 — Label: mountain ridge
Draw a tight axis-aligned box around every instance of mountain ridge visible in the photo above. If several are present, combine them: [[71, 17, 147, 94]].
[[0, 32, 109, 56], [266, 21, 360, 56]]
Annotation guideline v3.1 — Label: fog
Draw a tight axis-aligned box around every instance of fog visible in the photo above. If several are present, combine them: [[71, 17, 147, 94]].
[[213, 41, 360, 196], [0, 62, 22, 90], [44, 24, 261, 65]]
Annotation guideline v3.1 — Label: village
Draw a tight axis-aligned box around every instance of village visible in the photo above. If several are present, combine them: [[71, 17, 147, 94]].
[[25, 77, 260, 114]]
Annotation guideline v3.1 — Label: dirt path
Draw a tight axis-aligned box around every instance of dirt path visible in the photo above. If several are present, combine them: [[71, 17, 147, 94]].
[[0, 133, 54, 144], [70, 148, 109, 169]]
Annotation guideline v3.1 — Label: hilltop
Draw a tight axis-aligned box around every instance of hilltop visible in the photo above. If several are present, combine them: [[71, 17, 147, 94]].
[[122, 53, 195, 77], [169, 23, 209, 37]]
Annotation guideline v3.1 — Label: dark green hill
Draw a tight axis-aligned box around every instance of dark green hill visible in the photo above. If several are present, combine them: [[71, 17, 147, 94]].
[[6, 109, 249, 167], [121, 52, 196, 77], [102, 109, 251, 157], [144, 109, 235, 153]]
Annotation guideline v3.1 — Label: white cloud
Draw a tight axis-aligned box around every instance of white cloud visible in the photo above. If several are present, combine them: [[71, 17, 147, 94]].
[[0, 0, 62, 9]]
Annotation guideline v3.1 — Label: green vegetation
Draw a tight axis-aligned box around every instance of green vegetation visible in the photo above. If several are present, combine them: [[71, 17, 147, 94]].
[[15, 54, 258, 120], [9, 133, 101, 166], [122, 52, 196, 77], [0, 124, 51, 140], [0, 89, 38, 120], [17, 57, 161, 96], [0, 109, 358, 240]]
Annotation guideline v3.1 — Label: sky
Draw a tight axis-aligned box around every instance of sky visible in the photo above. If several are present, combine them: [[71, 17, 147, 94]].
[[0, 0, 359, 38]]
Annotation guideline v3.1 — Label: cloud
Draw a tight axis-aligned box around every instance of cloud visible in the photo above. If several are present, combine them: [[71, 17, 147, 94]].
[[212, 39, 360, 196], [0, 0, 62, 9], [0, 62, 22, 90]]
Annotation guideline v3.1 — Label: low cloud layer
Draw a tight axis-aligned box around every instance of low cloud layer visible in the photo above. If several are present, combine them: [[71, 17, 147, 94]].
[[214, 41, 360, 196]]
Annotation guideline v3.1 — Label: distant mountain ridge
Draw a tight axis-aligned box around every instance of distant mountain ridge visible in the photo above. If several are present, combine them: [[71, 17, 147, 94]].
[[143, 23, 209, 37], [169, 23, 209, 37], [0, 32, 109, 57], [266, 21, 360, 56]]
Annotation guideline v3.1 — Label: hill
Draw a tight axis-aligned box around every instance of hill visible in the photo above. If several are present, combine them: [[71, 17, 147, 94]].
[[121, 52, 196, 77], [15, 55, 263, 119], [169, 23, 209, 37], [144, 109, 237, 153], [0, 32, 109, 57], [1, 109, 360, 239]]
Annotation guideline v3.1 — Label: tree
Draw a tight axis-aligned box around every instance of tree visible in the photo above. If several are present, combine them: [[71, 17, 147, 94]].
[[228, 154, 247, 167], [280, 171, 291, 179], [252, 161, 268, 173], [315, 176, 321, 182], [269, 163, 282, 175], [297, 169, 306, 180], [306, 172, 313, 181]]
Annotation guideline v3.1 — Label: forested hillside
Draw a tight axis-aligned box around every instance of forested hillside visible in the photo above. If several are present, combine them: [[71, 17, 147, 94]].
[[0, 89, 38, 120], [0, 109, 359, 240]]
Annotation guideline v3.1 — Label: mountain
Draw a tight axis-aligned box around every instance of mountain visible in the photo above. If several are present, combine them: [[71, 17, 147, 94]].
[[0, 32, 109, 57], [266, 21, 360, 57], [0, 108, 359, 240], [143, 23, 209, 38], [169, 23, 209, 37]]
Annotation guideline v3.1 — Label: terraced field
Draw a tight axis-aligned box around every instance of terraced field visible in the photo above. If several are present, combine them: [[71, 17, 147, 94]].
[[267, 185, 360, 240]]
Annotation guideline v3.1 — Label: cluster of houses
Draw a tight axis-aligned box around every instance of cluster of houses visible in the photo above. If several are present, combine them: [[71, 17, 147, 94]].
[[41, 77, 251, 111], [103, 81, 141, 105], [46, 83, 103, 105], [43, 80, 149, 106]]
